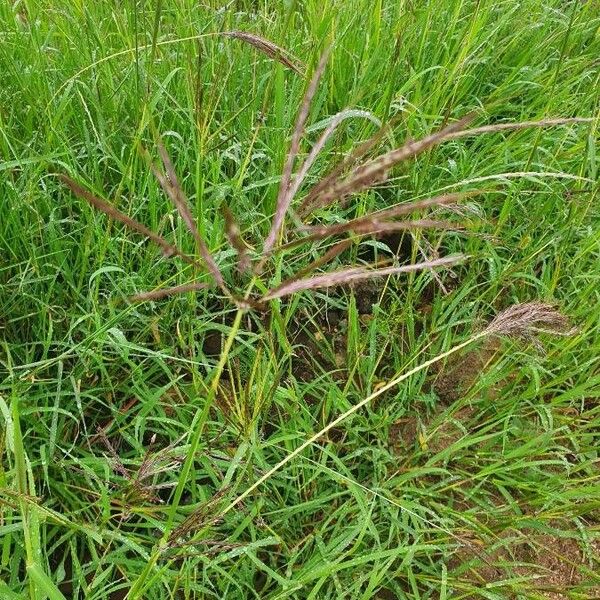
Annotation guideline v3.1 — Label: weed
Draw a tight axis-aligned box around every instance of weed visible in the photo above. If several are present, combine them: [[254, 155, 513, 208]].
[[1, 2, 599, 598]]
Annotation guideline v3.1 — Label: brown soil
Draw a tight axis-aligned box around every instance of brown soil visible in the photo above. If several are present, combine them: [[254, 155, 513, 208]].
[[449, 526, 600, 599], [385, 336, 510, 456], [289, 310, 348, 387], [432, 338, 502, 404], [425, 404, 477, 454], [389, 415, 421, 454]]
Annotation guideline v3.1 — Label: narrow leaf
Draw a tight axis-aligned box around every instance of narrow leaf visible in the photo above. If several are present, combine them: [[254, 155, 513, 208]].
[[27, 563, 67, 600], [59, 175, 196, 265], [130, 282, 210, 302]]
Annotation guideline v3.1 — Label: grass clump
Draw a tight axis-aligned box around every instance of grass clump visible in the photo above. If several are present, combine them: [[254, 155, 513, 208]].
[[1, 1, 599, 599]]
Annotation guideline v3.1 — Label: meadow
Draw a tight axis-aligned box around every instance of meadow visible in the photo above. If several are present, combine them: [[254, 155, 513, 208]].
[[0, 1, 599, 598]]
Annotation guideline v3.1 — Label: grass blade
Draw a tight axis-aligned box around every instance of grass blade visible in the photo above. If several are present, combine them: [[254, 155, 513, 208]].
[[130, 282, 210, 302], [59, 175, 197, 266], [215, 330, 488, 522], [27, 563, 67, 600], [147, 141, 227, 291]]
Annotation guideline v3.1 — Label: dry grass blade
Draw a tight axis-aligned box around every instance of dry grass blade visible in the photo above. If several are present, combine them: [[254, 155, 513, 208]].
[[222, 205, 250, 273], [483, 302, 575, 343], [299, 118, 398, 216], [262, 48, 331, 256], [308, 115, 474, 209], [59, 175, 197, 266], [144, 142, 227, 291], [221, 31, 305, 75], [263, 254, 465, 300], [130, 282, 209, 302]]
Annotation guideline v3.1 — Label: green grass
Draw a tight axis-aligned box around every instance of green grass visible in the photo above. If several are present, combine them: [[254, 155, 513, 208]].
[[1, 0, 599, 598]]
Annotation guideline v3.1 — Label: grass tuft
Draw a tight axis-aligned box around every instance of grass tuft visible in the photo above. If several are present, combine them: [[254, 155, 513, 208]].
[[1, 1, 599, 598]]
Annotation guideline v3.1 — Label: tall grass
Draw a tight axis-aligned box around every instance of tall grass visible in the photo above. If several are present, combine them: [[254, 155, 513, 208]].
[[1, 1, 599, 598]]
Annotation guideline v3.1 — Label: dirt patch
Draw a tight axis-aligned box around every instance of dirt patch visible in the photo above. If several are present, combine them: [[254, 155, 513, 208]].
[[202, 329, 224, 356], [289, 311, 348, 386], [514, 533, 589, 598], [350, 280, 383, 314], [389, 415, 421, 454], [432, 338, 502, 404], [449, 525, 600, 599], [425, 405, 477, 454], [374, 588, 400, 599], [388, 403, 482, 457]]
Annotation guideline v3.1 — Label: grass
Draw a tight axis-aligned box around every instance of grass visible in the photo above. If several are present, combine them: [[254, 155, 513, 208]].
[[1, 0, 599, 598]]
